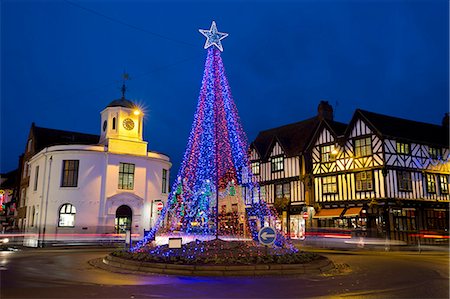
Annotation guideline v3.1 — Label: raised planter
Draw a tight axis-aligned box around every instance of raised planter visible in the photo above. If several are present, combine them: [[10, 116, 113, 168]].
[[102, 254, 335, 276]]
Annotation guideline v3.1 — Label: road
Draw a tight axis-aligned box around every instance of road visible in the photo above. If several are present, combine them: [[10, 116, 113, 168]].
[[0, 247, 448, 298]]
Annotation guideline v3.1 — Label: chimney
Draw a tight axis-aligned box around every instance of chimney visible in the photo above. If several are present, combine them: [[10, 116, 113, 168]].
[[442, 112, 449, 128], [317, 100, 333, 121]]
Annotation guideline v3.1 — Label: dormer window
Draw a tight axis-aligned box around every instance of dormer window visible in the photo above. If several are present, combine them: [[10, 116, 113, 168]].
[[321, 144, 336, 162], [429, 147, 442, 159], [396, 142, 410, 155], [251, 161, 260, 175], [271, 156, 284, 172], [354, 137, 372, 157]]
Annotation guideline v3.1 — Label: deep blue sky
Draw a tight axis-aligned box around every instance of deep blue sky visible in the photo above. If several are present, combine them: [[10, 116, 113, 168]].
[[1, 0, 448, 177]]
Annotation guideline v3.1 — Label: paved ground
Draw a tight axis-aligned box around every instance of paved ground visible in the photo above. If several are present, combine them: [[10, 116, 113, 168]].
[[1, 246, 448, 298]]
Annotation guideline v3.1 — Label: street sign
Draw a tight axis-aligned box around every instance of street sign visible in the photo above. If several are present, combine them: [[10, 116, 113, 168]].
[[258, 226, 277, 246], [302, 212, 309, 219], [156, 201, 164, 211]]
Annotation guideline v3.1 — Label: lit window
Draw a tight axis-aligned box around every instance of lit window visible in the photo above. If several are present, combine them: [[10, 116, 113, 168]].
[[356, 171, 373, 191], [397, 171, 412, 191], [429, 147, 442, 159], [354, 137, 372, 157], [162, 169, 168, 193], [118, 163, 135, 190], [271, 156, 284, 172], [396, 142, 410, 155], [251, 161, 260, 175], [61, 160, 79, 187], [425, 174, 436, 193], [322, 176, 337, 194], [439, 175, 448, 194], [321, 145, 336, 162], [58, 203, 76, 227]]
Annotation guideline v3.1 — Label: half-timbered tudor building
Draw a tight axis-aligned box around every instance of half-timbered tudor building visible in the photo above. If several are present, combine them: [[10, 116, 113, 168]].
[[246, 101, 347, 239], [310, 109, 449, 244]]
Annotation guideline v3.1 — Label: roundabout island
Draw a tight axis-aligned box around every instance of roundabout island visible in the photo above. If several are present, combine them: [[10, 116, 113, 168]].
[[96, 239, 335, 276]]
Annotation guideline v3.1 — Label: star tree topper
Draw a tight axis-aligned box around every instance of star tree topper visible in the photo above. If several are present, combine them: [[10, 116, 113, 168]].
[[199, 21, 228, 52]]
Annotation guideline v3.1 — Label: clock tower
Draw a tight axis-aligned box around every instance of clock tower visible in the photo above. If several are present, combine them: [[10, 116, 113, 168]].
[[99, 82, 147, 156]]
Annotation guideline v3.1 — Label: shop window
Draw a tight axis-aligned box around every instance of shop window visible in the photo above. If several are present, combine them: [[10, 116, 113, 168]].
[[271, 156, 284, 172], [425, 174, 436, 193], [397, 171, 412, 191], [61, 160, 79, 187], [322, 176, 337, 194], [118, 162, 135, 190], [356, 171, 373, 191], [396, 142, 410, 155], [321, 145, 336, 162], [58, 203, 76, 227], [354, 137, 372, 157], [392, 208, 416, 231], [439, 175, 449, 194]]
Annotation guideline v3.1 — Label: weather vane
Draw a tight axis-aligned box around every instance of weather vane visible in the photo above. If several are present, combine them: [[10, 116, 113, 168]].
[[199, 21, 228, 52], [121, 71, 130, 99]]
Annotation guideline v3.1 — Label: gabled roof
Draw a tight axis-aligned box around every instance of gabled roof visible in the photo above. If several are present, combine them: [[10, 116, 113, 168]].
[[355, 109, 449, 147], [32, 124, 100, 153], [306, 118, 348, 151], [252, 117, 346, 159]]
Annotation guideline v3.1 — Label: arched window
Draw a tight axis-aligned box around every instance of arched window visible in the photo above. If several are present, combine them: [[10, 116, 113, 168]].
[[58, 203, 76, 227]]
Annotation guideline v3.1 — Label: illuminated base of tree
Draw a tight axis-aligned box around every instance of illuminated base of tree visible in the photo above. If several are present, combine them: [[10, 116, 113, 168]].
[[116, 239, 320, 265]]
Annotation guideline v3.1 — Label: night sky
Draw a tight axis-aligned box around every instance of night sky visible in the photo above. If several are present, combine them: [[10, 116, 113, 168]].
[[1, 0, 448, 179]]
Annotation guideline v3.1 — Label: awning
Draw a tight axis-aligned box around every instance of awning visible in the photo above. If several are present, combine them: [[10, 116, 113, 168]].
[[343, 207, 363, 217], [313, 208, 344, 218]]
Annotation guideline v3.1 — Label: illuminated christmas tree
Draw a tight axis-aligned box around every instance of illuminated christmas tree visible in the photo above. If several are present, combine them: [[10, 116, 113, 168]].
[[132, 21, 284, 251]]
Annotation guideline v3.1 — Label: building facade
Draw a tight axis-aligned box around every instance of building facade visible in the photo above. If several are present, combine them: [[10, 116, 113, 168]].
[[22, 96, 171, 246], [310, 109, 449, 244], [246, 101, 346, 239]]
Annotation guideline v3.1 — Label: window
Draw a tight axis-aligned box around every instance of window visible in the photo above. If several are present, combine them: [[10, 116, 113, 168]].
[[275, 183, 290, 199], [61, 160, 79, 187], [27, 139, 33, 152], [23, 163, 29, 178], [322, 176, 337, 194], [439, 175, 448, 194], [356, 171, 373, 191], [112, 117, 116, 130], [321, 145, 336, 162], [231, 203, 238, 213], [397, 171, 412, 191], [33, 166, 39, 191], [271, 156, 284, 172], [429, 147, 442, 159], [396, 142, 410, 155], [162, 169, 168, 193], [251, 161, 260, 175], [59, 204, 76, 227], [118, 163, 135, 190], [354, 137, 372, 157], [425, 174, 436, 193]]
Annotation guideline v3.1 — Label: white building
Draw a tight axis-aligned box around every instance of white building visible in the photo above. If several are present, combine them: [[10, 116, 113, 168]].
[[24, 96, 171, 246]]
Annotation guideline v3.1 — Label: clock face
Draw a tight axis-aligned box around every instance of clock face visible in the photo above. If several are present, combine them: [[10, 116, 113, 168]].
[[103, 120, 107, 131], [123, 118, 135, 130]]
